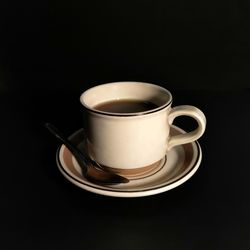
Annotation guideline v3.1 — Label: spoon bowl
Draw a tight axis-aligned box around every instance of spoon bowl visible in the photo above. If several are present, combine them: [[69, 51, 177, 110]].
[[45, 123, 129, 185]]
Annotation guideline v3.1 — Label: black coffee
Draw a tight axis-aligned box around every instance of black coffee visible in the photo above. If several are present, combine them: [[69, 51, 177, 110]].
[[94, 99, 158, 113]]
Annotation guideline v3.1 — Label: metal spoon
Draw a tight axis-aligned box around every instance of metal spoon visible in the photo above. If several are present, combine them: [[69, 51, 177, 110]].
[[45, 123, 129, 185]]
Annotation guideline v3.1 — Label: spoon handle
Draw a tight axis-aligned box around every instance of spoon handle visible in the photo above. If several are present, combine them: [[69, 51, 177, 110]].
[[45, 123, 88, 168]]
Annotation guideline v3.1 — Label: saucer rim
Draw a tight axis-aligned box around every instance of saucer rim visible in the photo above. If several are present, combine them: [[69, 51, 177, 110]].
[[56, 126, 202, 197]]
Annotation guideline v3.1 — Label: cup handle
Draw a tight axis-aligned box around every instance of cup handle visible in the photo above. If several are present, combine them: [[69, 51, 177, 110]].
[[167, 105, 206, 150]]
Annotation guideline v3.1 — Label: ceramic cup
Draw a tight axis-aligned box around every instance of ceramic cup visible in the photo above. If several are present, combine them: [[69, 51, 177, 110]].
[[80, 82, 206, 175]]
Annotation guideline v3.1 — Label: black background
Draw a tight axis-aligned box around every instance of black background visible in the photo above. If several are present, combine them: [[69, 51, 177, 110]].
[[1, 1, 250, 249]]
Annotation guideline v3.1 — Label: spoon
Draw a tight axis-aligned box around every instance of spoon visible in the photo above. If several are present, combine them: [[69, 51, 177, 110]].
[[45, 123, 129, 185]]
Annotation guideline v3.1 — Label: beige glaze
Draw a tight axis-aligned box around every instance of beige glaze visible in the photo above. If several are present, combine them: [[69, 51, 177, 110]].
[[80, 82, 206, 170]]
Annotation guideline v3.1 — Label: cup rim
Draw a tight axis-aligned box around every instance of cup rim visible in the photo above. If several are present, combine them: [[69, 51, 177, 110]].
[[80, 81, 173, 117]]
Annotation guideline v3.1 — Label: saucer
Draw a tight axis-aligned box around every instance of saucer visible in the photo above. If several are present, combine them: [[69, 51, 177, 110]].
[[56, 125, 202, 198]]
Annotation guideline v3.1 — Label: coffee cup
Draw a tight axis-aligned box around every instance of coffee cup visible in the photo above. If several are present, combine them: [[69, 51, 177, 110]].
[[80, 82, 206, 176]]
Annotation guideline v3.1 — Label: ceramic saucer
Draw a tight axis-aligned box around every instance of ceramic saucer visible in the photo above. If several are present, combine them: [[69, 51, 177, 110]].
[[56, 125, 202, 198]]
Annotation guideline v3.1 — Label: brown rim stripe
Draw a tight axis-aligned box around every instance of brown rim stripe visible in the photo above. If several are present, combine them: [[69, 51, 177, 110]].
[[85, 101, 173, 117]]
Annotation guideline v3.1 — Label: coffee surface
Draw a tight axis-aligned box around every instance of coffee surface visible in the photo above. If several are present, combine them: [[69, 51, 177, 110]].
[[94, 99, 159, 113]]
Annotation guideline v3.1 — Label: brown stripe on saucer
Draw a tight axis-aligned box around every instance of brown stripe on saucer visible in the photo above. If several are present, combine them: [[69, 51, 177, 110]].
[[63, 145, 165, 180], [100, 158, 165, 179]]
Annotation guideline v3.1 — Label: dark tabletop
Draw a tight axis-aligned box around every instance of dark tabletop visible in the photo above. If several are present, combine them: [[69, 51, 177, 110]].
[[1, 88, 250, 250], [1, 0, 250, 249]]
